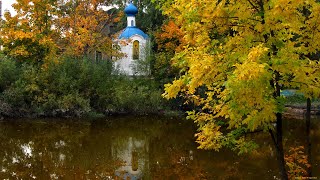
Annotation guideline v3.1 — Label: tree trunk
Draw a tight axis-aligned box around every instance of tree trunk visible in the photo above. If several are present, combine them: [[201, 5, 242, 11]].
[[275, 112, 289, 180], [306, 97, 312, 176], [272, 71, 288, 180]]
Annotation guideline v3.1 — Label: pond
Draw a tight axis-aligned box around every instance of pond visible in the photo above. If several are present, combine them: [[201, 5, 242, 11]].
[[0, 116, 319, 179]]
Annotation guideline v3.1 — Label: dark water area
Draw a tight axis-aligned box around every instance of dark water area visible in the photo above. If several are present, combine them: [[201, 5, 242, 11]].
[[0, 116, 319, 179]]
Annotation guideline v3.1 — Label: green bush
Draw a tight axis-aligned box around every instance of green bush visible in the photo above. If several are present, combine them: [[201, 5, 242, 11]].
[[0, 55, 169, 117], [0, 55, 20, 92], [102, 77, 163, 114]]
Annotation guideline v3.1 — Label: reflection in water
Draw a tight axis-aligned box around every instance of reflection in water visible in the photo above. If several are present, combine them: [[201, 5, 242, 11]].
[[21, 142, 33, 157], [0, 117, 319, 179], [113, 136, 148, 179]]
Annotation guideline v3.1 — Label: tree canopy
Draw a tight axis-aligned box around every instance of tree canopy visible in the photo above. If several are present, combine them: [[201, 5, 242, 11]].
[[160, 0, 320, 179], [0, 0, 120, 63], [162, 0, 320, 150]]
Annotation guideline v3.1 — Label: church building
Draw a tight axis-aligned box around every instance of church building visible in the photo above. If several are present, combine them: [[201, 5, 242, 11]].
[[115, 2, 149, 75]]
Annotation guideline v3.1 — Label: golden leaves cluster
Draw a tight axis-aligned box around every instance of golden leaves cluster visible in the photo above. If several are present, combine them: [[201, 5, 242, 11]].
[[161, 0, 320, 151]]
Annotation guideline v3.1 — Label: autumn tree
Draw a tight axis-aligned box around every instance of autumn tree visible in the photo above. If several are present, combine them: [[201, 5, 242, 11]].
[[0, 0, 59, 64], [160, 0, 320, 179], [55, 0, 118, 57], [0, 0, 121, 62], [153, 20, 184, 83]]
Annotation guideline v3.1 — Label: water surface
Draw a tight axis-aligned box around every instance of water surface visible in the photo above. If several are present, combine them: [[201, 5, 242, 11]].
[[0, 116, 319, 179]]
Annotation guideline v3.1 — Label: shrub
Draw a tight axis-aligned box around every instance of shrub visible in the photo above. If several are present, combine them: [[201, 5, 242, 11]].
[[0, 55, 173, 117], [0, 55, 20, 92]]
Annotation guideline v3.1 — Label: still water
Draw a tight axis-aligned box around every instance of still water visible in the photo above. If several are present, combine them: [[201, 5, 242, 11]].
[[0, 116, 319, 179]]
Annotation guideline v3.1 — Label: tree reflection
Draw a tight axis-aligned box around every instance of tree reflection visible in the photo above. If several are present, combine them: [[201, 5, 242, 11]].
[[0, 120, 122, 179]]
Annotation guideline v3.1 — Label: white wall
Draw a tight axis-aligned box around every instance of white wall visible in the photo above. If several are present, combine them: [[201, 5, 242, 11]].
[[127, 16, 136, 27], [115, 35, 148, 76]]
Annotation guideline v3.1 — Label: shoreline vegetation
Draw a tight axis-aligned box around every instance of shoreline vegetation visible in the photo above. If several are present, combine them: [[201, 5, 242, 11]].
[[0, 55, 184, 119], [0, 55, 318, 119]]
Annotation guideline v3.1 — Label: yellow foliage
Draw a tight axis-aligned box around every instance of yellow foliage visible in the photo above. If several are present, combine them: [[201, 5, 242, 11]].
[[161, 0, 320, 151], [195, 122, 223, 151]]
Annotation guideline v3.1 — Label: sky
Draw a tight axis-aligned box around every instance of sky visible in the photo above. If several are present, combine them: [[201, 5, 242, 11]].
[[0, 0, 118, 19], [1, 0, 17, 16], [1, 0, 116, 17]]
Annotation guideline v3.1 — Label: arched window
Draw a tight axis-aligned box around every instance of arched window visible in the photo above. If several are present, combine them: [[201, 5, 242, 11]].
[[133, 40, 139, 59], [131, 20, 134, 26]]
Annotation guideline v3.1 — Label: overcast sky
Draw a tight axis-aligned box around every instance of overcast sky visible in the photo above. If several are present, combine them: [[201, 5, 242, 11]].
[[1, 0, 116, 17], [1, 0, 17, 16]]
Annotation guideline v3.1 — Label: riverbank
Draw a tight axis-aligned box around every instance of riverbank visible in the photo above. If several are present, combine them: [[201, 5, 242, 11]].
[[283, 95, 320, 119], [2, 100, 319, 120], [0, 108, 184, 120], [284, 105, 320, 119]]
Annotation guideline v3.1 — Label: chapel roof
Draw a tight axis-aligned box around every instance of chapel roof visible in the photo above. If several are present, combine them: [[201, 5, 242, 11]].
[[119, 27, 148, 39], [124, 3, 138, 16], [118, 2, 148, 40]]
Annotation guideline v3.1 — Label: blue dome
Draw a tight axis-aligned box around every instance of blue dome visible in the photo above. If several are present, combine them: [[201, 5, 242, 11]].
[[124, 3, 138, 16], [119, 27, 149, 39]]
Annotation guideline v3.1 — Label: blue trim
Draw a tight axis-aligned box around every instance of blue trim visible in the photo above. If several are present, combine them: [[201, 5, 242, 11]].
[[119, 27, 149, 39]]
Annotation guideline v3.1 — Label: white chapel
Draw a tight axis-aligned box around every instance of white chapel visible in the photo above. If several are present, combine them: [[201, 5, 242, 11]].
[[115, 2, 149, 75]]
